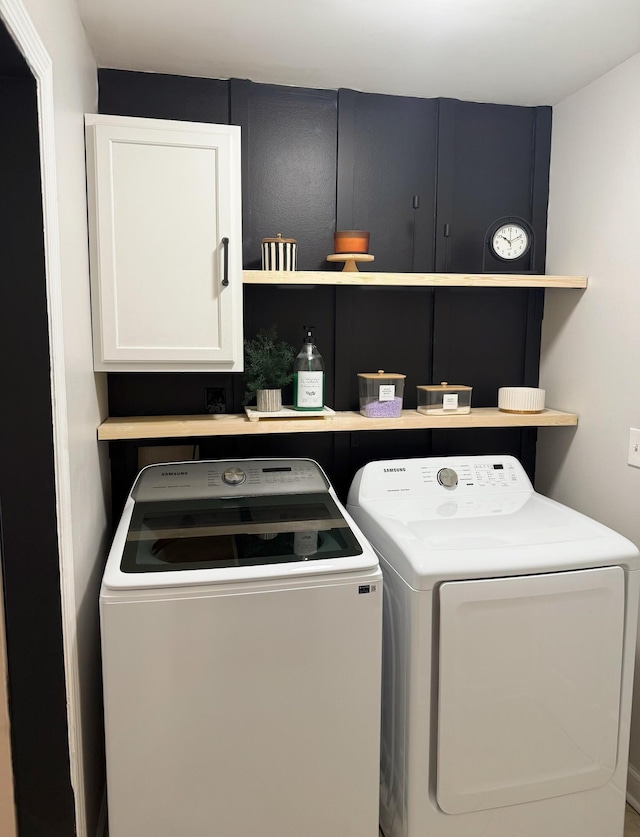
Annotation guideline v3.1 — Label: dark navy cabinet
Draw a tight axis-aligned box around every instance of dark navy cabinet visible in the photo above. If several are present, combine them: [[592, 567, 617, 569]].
[[230, 79, 338, 271], [98, 68, 229, 124], [435, 98, 552, 274], [336, 89, 438, 273]]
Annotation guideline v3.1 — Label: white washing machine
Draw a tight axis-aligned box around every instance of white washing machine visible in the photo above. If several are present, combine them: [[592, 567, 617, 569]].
[[347, 454, 640, 837], [101, 458, 382, 837]]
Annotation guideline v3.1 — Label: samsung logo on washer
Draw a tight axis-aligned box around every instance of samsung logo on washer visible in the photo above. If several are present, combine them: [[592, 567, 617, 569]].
[[161, 470, 188, 477], [384, 467, 406, 473]]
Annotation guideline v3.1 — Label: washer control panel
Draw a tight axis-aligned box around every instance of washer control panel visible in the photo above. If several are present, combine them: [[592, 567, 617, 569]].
[[132, 458, 329, 501], [355, 455, 532, 500], [437, 467, 459, 489], [222, 466, 246, 486]]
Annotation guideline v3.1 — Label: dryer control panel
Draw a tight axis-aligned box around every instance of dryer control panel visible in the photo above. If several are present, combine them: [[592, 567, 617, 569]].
[[352, 455, 533, 501]]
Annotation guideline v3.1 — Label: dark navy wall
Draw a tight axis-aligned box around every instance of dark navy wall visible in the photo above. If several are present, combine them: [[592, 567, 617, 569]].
[[98, 69, 551, 509]]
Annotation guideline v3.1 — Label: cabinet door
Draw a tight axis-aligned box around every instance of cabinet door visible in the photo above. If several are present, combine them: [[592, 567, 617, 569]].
[[337, 89, 438, 272], [230, 80, 338, 271], [435, 99, 551, 274], [86, 115, 243, 371]]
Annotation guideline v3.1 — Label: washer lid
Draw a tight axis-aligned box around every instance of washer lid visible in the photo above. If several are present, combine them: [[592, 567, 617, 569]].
[[122, 490, 364, 571], [102, 458, 378, 591]]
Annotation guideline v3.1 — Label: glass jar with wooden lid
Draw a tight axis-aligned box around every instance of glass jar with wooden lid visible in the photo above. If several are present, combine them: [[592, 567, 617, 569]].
[[358, 371, 406, 418], [417, 382, 472, 415]]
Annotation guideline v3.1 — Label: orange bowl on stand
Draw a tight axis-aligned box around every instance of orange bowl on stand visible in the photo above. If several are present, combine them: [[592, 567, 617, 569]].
[[334, 230, 370, 254]]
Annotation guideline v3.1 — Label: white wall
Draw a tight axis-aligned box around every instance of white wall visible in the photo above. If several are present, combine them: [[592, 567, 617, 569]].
[[536, 50, 640, 795], [1, 1, 110, 834]]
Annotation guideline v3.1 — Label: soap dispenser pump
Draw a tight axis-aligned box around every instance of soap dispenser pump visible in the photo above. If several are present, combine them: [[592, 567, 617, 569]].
[[293, 326, 325, 411]]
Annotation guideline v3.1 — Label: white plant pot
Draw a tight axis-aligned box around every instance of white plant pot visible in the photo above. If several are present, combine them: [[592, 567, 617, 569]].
[[256, 389, 282, 412]]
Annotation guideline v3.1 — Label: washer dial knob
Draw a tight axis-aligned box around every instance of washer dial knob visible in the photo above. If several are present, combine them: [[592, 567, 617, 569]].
[[437, 467, 459, 489], [222, 467, 246, 486]]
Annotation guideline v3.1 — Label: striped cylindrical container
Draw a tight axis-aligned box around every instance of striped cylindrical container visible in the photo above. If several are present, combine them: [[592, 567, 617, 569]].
[[261, 233, 297, 271]]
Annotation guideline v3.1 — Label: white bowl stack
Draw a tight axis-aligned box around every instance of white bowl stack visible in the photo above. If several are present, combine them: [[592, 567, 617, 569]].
[[498, 386, 545, 413]]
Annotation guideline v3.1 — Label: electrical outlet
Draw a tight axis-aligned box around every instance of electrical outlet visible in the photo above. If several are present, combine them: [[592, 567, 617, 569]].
[[628, 428, 640, 468], [204, 387, 226, 414]]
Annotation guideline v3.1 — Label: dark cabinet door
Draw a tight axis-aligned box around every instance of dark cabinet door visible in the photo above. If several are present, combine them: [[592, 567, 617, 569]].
[[242, 284, 336, 412], [334, 286, 434, 410], [430, 99, 550, 479], [230, 80, 338, 270], [429, 282, 545, 481], [435, 98, 551, 274], [431, 287, 543, 404], [336, 89, 438, 272]]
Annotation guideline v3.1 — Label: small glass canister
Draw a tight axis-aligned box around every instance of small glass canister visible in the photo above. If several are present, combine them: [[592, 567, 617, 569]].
[[261, 233, 297, 271], [358, 371, 406, 418], [417, 382, 472, 415]]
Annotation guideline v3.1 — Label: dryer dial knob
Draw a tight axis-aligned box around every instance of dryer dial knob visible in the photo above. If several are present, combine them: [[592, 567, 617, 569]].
[[437, 467, 459, 489], [222, 467, 246, 486]]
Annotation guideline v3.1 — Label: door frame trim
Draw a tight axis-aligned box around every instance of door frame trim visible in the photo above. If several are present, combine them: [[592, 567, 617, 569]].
[[0, 1, 83, 833]]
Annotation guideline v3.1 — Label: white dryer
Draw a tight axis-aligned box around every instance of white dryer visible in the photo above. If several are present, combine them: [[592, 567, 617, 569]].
[[347, 454, 640, 837], [101, 458, 382, 837]]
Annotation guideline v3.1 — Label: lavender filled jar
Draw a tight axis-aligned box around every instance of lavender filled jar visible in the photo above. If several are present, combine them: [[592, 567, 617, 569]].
[[358, 371, 406, 419]]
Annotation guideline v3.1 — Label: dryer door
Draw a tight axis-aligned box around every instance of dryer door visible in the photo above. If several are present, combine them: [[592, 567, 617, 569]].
[[436, 567, 624, 814]]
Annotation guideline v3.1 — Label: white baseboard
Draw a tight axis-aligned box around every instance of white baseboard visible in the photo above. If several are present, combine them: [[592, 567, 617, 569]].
[[627, 763, 640, 813]]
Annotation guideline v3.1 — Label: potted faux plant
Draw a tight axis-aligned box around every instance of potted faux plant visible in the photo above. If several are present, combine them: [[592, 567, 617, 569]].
[[243, 326, 296, 412]]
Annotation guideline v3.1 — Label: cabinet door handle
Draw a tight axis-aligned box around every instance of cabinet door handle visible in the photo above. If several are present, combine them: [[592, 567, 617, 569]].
[[221, 237, 229, 287]]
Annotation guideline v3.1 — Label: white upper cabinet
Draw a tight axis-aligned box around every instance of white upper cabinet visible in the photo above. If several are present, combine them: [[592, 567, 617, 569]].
[[85, 114, 243, 371]]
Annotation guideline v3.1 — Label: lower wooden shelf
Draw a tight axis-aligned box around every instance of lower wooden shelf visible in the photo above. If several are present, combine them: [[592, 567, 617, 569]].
[[97, 407, 578, 442]]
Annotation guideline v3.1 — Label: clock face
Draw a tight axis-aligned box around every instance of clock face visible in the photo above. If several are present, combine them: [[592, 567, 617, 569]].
[[491, 224, 530, 261]]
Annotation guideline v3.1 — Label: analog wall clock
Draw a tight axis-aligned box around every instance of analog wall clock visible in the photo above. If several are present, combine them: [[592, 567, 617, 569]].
[[488, 218, 532, 262]]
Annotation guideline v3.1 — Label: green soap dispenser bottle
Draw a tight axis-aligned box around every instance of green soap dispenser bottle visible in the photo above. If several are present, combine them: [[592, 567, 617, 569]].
[[293, 326, 325, 411]]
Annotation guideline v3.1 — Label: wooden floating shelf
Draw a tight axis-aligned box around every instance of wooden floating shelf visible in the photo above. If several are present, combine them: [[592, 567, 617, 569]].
[[243, 270, 587, 289], [98, 408, 578, 442]]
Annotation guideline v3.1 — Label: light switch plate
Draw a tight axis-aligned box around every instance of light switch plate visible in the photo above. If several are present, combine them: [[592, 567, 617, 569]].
[[628, 428, 640, 468]]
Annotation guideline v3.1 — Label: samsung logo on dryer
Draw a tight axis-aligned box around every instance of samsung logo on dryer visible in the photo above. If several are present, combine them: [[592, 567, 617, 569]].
[[161, 470, 188, 477], [384, 467, 406, 473]]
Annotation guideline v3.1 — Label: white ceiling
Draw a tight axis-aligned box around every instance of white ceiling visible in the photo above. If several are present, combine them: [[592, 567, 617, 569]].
[[76, 0, 640, 106]]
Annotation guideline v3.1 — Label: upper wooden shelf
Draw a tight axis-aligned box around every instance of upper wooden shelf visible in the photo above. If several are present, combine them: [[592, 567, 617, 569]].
[[243, 270, 587, 288], [98, 407, 578, 442]]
